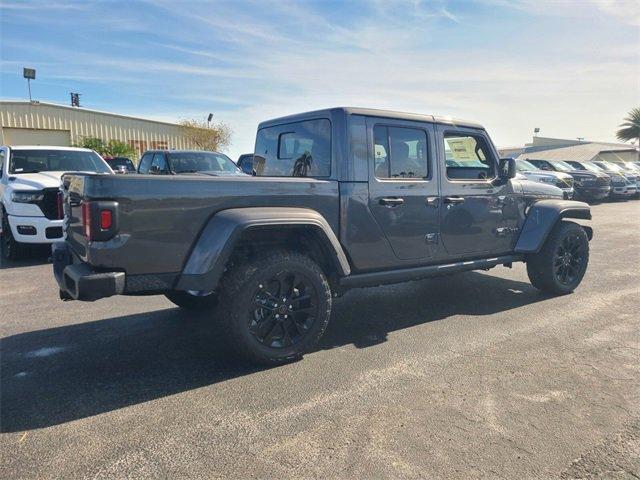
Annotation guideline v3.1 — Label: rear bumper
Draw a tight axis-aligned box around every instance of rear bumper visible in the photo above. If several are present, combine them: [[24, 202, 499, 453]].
[[52, 243, 125, 301]]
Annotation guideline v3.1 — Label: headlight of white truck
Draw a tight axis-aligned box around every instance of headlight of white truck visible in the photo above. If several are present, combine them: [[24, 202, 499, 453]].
[[11, 190, 44, 203]]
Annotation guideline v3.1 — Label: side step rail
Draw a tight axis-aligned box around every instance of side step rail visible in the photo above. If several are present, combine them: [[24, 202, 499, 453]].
[[339, 255, 524, 289]]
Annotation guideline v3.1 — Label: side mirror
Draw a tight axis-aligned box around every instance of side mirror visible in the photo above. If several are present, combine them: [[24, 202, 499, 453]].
[[149, 164, 162, 175], [499, 157, 516, 179]]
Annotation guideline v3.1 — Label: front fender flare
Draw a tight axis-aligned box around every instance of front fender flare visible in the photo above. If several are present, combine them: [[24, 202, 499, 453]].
[[175, 207, 350, 292], [514, 200, 591, 254]]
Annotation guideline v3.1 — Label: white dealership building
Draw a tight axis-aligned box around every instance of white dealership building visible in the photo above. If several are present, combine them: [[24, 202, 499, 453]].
[[0, 100, 193, 156]]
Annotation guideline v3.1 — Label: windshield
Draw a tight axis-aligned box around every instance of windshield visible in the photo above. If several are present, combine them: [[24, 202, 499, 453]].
[[515, 159, 539, 172], [581, 162, 604, 173], [167, 151, 240, 174], [106, 157, 136, 172], [597, 161, 624, 173], [9, 149, 112, 174], [550, 161, 576, 172]]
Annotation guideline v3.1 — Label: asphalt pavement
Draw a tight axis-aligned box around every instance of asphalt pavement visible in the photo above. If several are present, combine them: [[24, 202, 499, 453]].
[[1, 200, 639, 479]]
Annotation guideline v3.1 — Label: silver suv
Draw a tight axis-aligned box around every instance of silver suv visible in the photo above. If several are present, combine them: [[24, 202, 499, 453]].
[[515, 159, 574, 199]]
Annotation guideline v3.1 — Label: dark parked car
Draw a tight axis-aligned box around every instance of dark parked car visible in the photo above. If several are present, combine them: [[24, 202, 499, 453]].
[[237, 153, 255, 175], [526, 159, 611, 201], [138, 150, 245, 176], [53, 107, 593, 365], [104, 156, 136, 174]]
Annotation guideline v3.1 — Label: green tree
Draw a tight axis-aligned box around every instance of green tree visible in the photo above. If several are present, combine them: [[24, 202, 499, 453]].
[[74, 136, 136, 159], [179, 118, 232, 151], [616, 107, 640, 144], [103, 139, 136, 159]]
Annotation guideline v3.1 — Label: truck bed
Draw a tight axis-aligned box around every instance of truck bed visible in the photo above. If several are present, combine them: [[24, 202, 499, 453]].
[[62, 173, 340, 281]]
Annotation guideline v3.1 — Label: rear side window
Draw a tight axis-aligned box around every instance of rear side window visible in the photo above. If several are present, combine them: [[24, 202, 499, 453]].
[[254, 119, 331, 177], [373, 125, 428, 179], [444, 133, 495, 180]]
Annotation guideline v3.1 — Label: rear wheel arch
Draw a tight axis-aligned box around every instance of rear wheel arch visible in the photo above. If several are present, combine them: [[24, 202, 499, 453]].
[[175, 207, 350, 293]]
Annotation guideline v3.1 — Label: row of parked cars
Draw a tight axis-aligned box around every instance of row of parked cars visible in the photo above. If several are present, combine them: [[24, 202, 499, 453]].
[[107, 149, 640, 204], [1, 139, 637, 262], [515, 157, 639, 201]]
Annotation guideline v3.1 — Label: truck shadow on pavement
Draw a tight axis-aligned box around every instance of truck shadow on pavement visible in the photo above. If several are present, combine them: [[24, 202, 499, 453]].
[[1, 271, 550, 433]]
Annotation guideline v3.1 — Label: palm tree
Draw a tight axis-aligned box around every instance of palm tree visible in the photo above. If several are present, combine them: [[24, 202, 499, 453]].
[[616, 107, 640, 144]]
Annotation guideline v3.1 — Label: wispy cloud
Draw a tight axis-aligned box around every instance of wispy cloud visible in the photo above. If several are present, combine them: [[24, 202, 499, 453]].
[[1, 0, 638, 157]]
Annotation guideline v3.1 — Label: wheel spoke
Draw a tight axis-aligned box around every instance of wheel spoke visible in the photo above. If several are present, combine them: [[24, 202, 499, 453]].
[[261, 320, 279, 346], [253, 314, 276, 337], [281, 323, 292, 347]]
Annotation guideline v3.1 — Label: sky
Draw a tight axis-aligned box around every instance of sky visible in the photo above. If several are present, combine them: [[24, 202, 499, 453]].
[[1, 0, 639, 159]]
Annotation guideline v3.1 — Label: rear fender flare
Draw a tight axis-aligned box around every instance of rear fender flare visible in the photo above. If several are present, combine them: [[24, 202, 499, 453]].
[[514, 200, 592, 254], [175, 207, 350, 292]]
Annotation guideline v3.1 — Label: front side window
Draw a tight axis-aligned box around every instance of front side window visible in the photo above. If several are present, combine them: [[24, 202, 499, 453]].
[[444, 134, 495, 180], [373, 125, 428, 179], [150, 152, 167, 174], [9, 149, 112, 174], [168, 151, 240, 174], [254, 119, 331, 177], [138, 153, 152, 173]]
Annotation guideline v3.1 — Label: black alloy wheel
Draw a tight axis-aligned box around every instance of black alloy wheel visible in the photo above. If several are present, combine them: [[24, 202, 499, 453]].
[[552, 233, 586, 286], [249, 271, 319, 348], [218, 250, 332, 365]]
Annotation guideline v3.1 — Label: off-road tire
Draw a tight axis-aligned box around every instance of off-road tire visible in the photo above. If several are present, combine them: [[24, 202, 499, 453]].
[[164, 290, 219, 311], [1, 209, 27, 261], [526, 221, 589, 295], [218, 250, 332, 365]]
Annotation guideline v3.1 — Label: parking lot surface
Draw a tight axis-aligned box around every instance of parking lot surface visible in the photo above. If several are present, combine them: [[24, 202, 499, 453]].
[[1, 201, 639, 479]]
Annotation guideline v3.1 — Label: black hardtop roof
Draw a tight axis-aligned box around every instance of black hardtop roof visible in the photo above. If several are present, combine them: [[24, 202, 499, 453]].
[[257, 107, 484, 130]]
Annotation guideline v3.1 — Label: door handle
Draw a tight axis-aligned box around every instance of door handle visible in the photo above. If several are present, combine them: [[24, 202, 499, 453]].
[[443, 196, 465, 205], [379, 197, 404, 207]]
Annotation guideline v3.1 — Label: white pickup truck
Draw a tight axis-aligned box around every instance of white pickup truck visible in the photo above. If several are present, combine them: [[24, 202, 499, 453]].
[[0, 146, 113, 260]]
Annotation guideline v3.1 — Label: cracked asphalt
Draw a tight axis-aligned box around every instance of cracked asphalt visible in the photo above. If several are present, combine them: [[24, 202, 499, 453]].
[[1, 200, 639, 479]]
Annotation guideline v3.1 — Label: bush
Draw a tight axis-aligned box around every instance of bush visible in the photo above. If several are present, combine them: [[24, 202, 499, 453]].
[[74, 136, 136, 159]]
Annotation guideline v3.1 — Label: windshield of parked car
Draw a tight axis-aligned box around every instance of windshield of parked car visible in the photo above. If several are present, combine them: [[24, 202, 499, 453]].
[[167, 151, 240, 174], [550, 161, 576, 172], [597, 161, 624, 173], [515, 159, 539, 172], [581, 162, 604, 173], [9, 149, 112, 174], [106, 157, 136, 172]]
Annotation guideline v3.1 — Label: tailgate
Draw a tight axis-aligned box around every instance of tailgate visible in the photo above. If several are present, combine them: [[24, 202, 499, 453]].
[[62, 173, 89, 259]]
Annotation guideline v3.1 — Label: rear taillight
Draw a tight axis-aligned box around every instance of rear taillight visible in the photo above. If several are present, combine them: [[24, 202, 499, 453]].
[[82, 202, 92, 239], [100, 210, 112, 230], [81, 201, 118, 241], [56, 191, 64, 219]]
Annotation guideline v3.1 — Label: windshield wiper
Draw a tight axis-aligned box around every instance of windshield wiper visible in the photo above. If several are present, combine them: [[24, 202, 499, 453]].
[[13, 170, 41, 174]]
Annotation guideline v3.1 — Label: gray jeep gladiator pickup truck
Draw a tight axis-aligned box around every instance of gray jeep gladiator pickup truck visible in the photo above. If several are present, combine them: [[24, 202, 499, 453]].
[[53, 107, 592, 364]]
